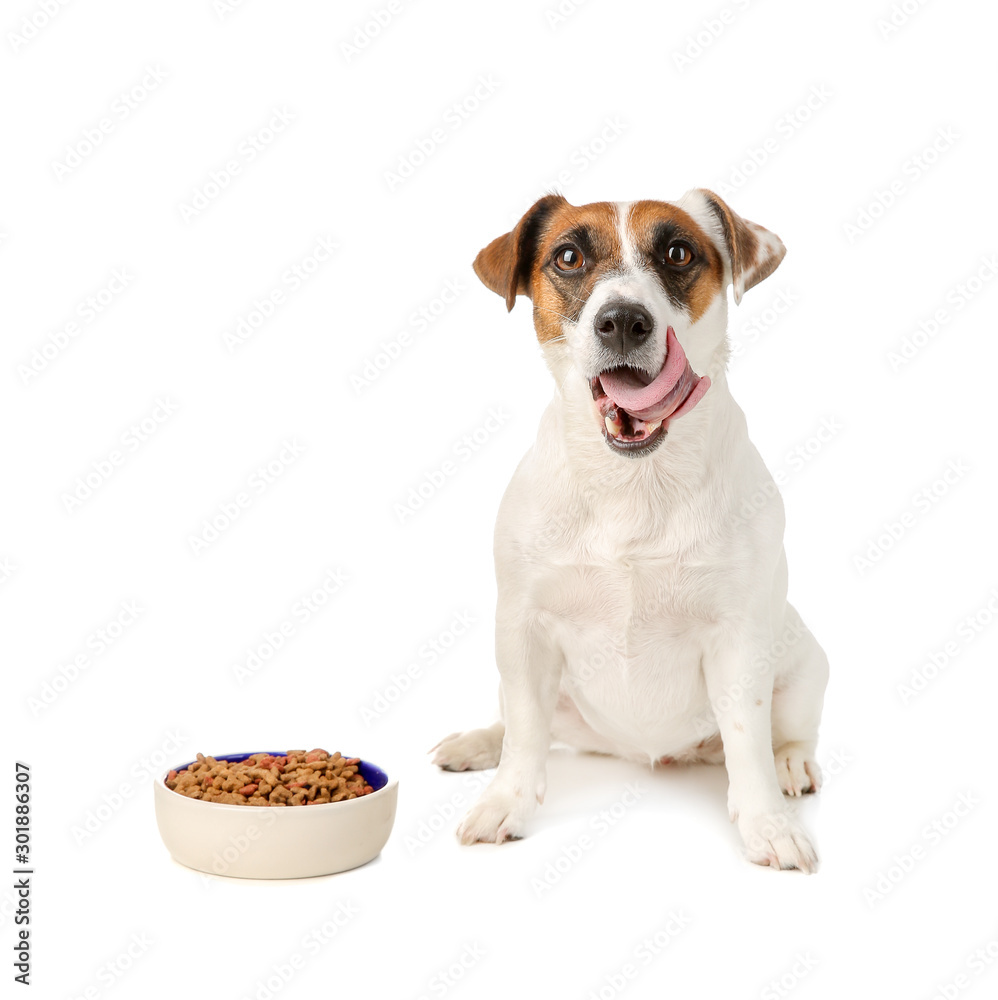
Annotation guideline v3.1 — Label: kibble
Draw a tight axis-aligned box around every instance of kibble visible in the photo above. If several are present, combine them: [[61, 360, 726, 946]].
[[165, 749, 374, 806]]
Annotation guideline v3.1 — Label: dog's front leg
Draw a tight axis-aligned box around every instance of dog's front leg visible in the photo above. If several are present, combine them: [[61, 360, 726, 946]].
[[456, 614, 561, 844], [702, 638, 819, 872]]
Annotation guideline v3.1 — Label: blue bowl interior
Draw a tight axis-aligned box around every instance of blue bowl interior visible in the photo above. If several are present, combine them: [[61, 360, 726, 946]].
[[357, 760, 389, 792], [168, 752, 389, 793]]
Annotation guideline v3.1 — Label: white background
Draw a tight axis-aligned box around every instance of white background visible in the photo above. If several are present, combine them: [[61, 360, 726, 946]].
[[4, 0, 998, 997]]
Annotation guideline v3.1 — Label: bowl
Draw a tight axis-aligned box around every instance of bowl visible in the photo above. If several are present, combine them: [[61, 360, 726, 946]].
[[153, 751, 398, 879]]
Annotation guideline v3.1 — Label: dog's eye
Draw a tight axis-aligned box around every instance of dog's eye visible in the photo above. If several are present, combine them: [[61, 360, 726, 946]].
[[666, 242, 694, 267], [554, 246, 584, 272]]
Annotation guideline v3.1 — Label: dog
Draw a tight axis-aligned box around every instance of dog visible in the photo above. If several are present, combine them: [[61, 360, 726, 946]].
[[431, 190, 829, 872]]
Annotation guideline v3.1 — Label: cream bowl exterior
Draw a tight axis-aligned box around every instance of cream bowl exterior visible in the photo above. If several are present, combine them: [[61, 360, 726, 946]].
[[154, 753, 397, 879]]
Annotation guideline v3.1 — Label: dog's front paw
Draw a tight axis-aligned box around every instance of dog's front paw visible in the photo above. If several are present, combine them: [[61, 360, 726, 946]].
[[456, 788, 536, 845], [738, 808, 819, 873], [774, 742, 821, 797]]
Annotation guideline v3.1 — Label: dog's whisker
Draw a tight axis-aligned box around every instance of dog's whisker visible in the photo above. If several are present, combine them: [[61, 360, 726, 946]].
[[535, 306, 577, 325]]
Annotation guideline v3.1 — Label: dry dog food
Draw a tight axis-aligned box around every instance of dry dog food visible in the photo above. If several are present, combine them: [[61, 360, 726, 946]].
[[166, 749, 374, 806]]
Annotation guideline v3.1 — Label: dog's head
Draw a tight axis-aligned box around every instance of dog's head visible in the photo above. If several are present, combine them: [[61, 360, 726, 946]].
[[473, 190, 785, 456]]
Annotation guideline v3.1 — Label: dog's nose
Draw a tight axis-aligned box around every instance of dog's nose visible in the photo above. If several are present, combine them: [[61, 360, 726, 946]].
[[593, 301, 654, 357]]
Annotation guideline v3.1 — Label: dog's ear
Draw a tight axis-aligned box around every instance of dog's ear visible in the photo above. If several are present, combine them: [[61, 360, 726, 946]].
[[473, 194, 567, 311], [687, 189, 786, 305]]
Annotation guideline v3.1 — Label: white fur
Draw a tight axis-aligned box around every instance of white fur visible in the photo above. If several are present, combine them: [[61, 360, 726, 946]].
[[434, 197, 828, 871]]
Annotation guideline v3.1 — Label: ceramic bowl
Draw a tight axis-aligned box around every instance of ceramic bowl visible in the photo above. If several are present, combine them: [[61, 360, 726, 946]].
[[154, 751, 397, 879]]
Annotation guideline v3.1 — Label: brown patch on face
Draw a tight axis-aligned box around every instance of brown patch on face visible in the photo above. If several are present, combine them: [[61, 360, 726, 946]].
[[473, 197, 624, 344], [473, 192, 784, 347], [473, 194, 568, 312], [528, 201, 621, 343], [625, 201, 725, 324]]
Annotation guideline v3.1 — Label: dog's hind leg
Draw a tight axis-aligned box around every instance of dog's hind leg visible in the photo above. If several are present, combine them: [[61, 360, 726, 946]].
[[432, 684, 613, 771], [431, 721, 505, 772], [431, 682, 507, 771], [770, 605, 829, 797]]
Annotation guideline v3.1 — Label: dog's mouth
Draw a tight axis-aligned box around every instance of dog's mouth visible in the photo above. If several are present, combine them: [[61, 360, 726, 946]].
[[589, 327, 711, 457]]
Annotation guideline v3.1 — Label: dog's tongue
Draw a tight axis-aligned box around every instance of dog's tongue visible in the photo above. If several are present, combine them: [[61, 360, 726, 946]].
[[599, 327, 711, 423]]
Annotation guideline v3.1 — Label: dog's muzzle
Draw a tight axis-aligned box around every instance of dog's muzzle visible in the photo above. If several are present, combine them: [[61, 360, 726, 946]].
[[590, 326, 711, 457], [593, 300, 653, 358]]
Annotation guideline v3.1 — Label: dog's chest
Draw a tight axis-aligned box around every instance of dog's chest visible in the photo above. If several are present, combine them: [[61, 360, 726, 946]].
[[534, 485, 727, 633], [537, 548, 720, 742], [539, 547, 718, 654]]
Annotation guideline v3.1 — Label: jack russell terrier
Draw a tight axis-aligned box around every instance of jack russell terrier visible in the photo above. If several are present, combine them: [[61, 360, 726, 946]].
[[432, 190, 829, 872]]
